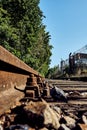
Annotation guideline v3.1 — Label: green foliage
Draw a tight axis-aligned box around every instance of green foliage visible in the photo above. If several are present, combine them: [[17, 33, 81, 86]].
[[0, 0, 52, 76], [0, 7, 21, 57], [46, 65, 61, 79]]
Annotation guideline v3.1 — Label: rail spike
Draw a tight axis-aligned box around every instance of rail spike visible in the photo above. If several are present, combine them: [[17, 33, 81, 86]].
[[14, 74, 40, 100]]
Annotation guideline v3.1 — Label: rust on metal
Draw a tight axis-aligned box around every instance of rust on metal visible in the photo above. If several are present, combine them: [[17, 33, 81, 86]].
[[0, 46, 43, 115], [25, 74, 40, 98], [78, 124, 87, 130], [14, 74, 40, 98], [0, 45, 41, 76]]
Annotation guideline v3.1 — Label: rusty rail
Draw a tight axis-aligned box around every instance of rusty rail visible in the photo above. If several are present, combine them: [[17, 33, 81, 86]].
[[0, 46, 43, 115], [0, 45, 41, 76]]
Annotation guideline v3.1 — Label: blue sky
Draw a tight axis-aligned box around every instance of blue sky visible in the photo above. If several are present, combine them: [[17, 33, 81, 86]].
[[39, 0, 87, 68]]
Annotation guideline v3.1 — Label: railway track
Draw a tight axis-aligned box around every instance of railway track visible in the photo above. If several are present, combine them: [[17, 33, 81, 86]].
[[1, 47, 87, 129], [1, 79, 87, 129], [1, 79, 87, 115], [46, 79, 87, 129], [48, 79, 87, 101], [48, 79, 87, 91], [1, 46, 87, 113]]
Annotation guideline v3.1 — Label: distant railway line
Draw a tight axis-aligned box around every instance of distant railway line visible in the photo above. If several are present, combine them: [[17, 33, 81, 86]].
[[47, 79, 87, 104]]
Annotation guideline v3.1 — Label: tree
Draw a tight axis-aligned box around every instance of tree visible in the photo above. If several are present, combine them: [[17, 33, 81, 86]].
[[46, 65, 61, 79], [0, 0, 52, 76]]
